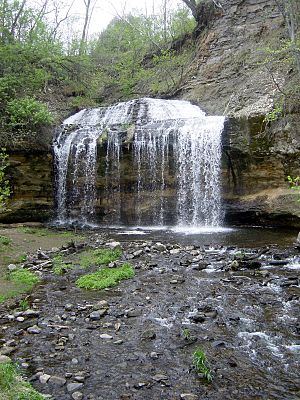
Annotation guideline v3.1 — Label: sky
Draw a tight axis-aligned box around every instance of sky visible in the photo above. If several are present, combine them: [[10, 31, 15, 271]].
[[72, 0, 181, 35]]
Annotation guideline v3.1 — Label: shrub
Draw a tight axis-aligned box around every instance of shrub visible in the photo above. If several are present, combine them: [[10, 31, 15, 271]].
[[6, 97, 53, 131]]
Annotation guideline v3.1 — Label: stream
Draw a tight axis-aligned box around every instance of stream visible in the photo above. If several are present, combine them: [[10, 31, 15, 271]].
[[0, 227, 300, 400]]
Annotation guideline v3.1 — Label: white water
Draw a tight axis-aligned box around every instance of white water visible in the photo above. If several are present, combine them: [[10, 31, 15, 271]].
[[53, 98, 225, 226]]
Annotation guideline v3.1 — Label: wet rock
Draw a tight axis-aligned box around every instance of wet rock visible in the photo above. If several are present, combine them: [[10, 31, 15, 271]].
[[230, 260, 239, 270], [67, 382, 84, 392], [89, 311, 103, 320], [133, 250, 143, 257], [240, 260, 262, 269], [212, 340, 227, 348], [16, 316, 25, 322], [150, 352, 159, 359], [269, 260, 289, 266], [192, 262, 208, 270], [106, 241, 121, 249], [72, 392, 84, 400], [100, 334, 113, 339], [0, 355, 12, 363], [141, 330, 156, 340], [281, 278, 299, 287], [190, 313, 206, 323], [93, 300, 109, 310], [152, 374, 168, 382], [27, 325, 41, 334], [126, 309, 142, 318], [48, 375, 66, 386], [65, 303, 73, 311], [152, 243, 166, 252], [39, 373, 51, 384], [170, 248, 180, 254], [23, 309, 40, 318], [180, 394, 198, 400]]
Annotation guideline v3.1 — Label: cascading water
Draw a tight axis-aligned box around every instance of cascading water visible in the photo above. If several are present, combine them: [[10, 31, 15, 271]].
[[53, 98, 225, 227]]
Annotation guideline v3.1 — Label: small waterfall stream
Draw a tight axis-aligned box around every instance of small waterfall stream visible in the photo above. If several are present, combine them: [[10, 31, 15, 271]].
[[53, 98, 225, 227]]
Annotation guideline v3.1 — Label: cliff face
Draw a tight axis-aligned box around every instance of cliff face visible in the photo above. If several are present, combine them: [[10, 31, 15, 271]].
[[1, 0, 300, 227], [180, 0, 300, 226]]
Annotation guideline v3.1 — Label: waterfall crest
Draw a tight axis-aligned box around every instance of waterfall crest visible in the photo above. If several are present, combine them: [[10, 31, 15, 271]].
[[53, 98, 225, 227]]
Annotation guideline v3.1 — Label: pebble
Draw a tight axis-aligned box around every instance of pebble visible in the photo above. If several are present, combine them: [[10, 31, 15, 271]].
[[100, 334, 113, 339], [72, 392, 84, 400], [152, 374, 168, 382], [141, 330, 156, 340], [39, 373, 51, 384], [16, 316, 25, 322], [27, 325, 41, 334]]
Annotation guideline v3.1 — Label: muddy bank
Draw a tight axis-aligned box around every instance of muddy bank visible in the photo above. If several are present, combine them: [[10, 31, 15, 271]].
[[0, 231, 300, 400]]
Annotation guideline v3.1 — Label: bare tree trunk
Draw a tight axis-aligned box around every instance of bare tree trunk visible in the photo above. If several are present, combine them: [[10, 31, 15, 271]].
[[79, 0, 92, 55]]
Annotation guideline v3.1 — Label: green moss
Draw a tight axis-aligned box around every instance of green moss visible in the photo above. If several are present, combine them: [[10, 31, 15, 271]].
[[0, 362, 45, 400], [79, 247, 122, 268], [76, 263, 134, 290]]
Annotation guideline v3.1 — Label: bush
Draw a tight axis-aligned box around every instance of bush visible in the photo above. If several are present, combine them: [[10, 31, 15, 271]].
[[6, 97, 53, 131]]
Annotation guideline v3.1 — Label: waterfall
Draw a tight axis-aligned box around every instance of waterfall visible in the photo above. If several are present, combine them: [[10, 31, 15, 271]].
[[53, 98, 225, 227]]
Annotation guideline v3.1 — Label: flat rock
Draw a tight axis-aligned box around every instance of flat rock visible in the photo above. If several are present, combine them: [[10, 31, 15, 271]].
[[100, 334, 113, 339], [48, 375, 67, 386], [67, 382, 84, 392]]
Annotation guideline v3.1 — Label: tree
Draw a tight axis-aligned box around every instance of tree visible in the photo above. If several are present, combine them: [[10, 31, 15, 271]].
[[274, 0, 300, 78]]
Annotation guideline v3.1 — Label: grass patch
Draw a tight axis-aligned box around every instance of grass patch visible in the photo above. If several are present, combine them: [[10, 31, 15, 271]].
[[0, 269, 41, 304], [79, 247, 122, 268], [0, 362, 45, 400], [0, 236, 11, 246], [76, 263, 134, 290], [10, 269, 40, 287], [192, 348, 212, 382]]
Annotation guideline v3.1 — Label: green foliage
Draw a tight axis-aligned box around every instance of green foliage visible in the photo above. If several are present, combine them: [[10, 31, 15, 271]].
[[76, 263, 134, 290], [0, 362, 45, 400], [192, 348, 212, 382], [6, 97, 53, 131], [288, 175, 300, 202], [18, 299, 29, 311], [0, 235, 11, 246], [0, 148, 10, 210], [182, 328, 192, 340], [79, 247, 122, 268], [10, 269, 40, 288], [263, 102, 283, 123]]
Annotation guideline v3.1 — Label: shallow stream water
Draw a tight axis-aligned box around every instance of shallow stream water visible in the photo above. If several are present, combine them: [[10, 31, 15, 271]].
[[0, 226, 299, 399]]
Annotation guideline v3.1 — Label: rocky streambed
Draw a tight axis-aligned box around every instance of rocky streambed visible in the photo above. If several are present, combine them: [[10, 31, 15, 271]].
[[0, 231, 300, 400]]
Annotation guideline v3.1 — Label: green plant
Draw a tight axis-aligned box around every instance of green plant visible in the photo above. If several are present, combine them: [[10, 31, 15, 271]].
[[10, 269, 40, 288], [0, 362, 45, 399], [76, 263, 134, 290], [288, 175, 300, 202], [79, 247, 122, 268], [18, 299, 29, 311], [263, 102, 283, 123], [192, 348, 212, 382], [0, 235, 11, 246], [182, 328, 191, 340], [6, 97, 53, 132]]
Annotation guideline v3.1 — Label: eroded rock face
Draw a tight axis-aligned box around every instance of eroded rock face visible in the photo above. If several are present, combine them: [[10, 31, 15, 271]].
[[0, 151, 53, 223]]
